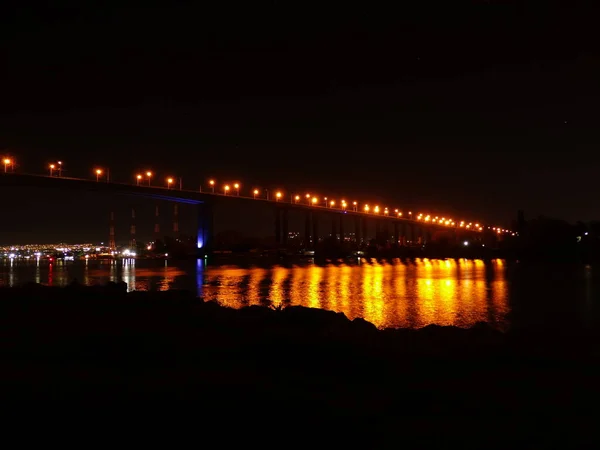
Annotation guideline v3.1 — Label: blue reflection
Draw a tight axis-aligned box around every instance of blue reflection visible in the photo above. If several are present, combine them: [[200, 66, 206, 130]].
[[196, 258, 204, 299]]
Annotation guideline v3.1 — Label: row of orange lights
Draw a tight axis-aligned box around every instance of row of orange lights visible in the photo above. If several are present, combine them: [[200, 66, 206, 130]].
[[4, 157, 516, 234]]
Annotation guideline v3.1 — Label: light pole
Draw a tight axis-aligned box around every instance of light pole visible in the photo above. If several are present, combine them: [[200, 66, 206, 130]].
[[306, 194, 311, 205], [136, 174, 142, 186], [329, 200, 335, 208], [275, 192, 282, 202], [224, 185, 230, 195], [341, 200, 347, 211], [324, 197, 328, 207], [311, 197, 318, 206], [146, 171, 152, 186], [95, 169, 103, 182], [209, 180, 215, 193], [49, 164, 55, 176], [167, 178, 174, 189], [3, 158, 11, 173], [253, 189, 259, 199], [57, 161, 62, 177], [294, 195, 300, 204], [234, 183, 240, 196], [353, 201, 358, 212]]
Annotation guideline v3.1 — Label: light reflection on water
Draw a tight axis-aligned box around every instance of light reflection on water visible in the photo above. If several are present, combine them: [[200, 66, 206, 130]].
[[0, 257, 513, 329]]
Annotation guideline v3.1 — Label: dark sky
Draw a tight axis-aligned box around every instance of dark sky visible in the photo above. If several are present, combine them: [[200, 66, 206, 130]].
[[1, 1, 599, 243]]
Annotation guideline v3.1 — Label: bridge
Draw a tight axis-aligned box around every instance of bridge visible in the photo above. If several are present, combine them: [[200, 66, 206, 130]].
[[0, 164, 514, 254]]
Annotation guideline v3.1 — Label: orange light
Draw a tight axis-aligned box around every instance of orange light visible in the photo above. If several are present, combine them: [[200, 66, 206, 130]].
[[50, 164, 55, 169], [3, 158, 11, 165], [209, 180, 215, 186], [234, 183, 239, 189], [364, 204, 370, 212], [146, 171, 152, 177], [276, 192, 282, 198], [167, 178, 173, 184], [224, 185, 230, 191], [312, 197, 318, 204], [374, 206, 380, 214], [295, 195, 300, 201], [306, 193, 310, 198], [136, 174, 142, 180], [330, 200, 335, 206], [95, 169, 102, 175], [353, 201, 357, 205], [253, 189, 259, 195]]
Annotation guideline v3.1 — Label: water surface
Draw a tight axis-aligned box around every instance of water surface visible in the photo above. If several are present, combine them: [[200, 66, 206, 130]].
[[1, 258, 597, 331]]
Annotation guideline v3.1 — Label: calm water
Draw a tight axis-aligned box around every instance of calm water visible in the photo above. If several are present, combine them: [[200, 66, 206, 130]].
[[1, 258, 598, 330]]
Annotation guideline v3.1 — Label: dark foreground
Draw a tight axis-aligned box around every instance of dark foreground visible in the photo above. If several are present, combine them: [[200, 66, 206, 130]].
[[1, 283, 599, 446]]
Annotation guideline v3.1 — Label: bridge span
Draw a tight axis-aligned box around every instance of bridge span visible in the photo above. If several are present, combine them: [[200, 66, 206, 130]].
[[0, 172, 493, 253]]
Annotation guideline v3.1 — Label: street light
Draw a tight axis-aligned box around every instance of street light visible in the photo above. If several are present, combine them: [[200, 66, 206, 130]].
[[353, 201, 358, 212], [224, 185, 230, 195], [364, 204, 370, 213], [341, 200, 347, 210], [234, 183, 240, 196], [57, 161, 62, 177], [167, 177, 174, 189], [95, 168, 103, 182], [306, 194, 311, 205], [136, 174, 142, 185], [294, 195, 300, 203], [3, 158, 12, 173], [384, 207, 389, 216], [275, 191, 282, 201], [324, 197, 328, 207], [146, 171, 153, 186], [49, 164, 55, 176], [209, 180, 215, 193], [374, 206, 380, 214], [312, 197, 318, 205]]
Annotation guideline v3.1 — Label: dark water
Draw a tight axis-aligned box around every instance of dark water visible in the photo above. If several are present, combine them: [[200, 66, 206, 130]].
[[1, 258, 598, 330]]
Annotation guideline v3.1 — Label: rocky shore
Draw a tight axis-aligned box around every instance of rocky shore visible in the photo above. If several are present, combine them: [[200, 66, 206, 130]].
[[1, 282, 598, 445]]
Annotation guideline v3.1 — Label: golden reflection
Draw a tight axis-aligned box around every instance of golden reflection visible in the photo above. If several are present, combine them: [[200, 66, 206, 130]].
[[306, 265, 324, 309], [198, 259, 509, 330], [269, 266, 289, 308]]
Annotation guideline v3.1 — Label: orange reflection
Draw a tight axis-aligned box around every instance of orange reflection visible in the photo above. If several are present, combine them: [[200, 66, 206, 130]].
[[198, 259, 509, 329]]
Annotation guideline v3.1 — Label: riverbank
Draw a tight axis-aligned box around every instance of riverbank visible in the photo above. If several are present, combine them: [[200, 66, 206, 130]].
[[1, 282, 599, 444]]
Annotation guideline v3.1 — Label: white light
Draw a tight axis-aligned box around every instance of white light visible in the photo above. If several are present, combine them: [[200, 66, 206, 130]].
[[130, 252, 136, 257], [123, 249, 130, 255], [585, 232, 589, 236], [8, 253, 15, 258], [463, 241, 469, 246]]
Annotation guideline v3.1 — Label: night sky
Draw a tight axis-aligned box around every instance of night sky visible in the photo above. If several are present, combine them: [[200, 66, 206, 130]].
[[1, 1, 599, 244]]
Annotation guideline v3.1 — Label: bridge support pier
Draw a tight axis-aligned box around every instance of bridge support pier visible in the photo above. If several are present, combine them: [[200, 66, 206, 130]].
[[331, 217, 337, 240], [393, 222, 399, 245], [339, 215, 344, 244], [274, 206, 281, 245], [196, 201, 214, 255], [354, 216, 361, 245], [361, 217, 368, 244], [282, 208, 289, 247], [312, 213, 319, 248], [304, 211, 311, 248]]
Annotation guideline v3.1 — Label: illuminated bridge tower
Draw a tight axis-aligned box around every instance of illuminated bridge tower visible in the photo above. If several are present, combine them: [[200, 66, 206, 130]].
[[173, 204, 179, 238], [109, 211, 116, 251], [154, 205, 160, 244], [130, 208, 136, 249]]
